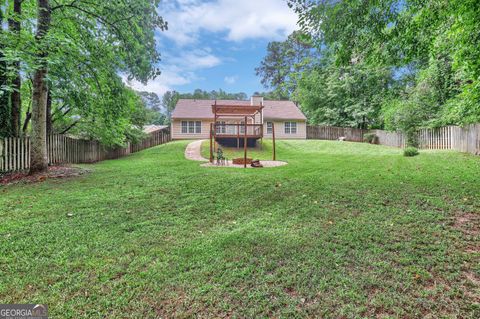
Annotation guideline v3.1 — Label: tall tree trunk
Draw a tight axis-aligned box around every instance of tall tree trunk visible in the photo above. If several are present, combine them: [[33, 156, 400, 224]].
[[46, 89, 52, 135], [29, 0, 51, 175], [23, 108, 32, 133], [8, 0, 22, 137], [22, 81, 33, 133], [0, 10, 11, 138]]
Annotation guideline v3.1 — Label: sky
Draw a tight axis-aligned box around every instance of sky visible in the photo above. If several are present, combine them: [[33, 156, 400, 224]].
[[125, 0, 298, 98]]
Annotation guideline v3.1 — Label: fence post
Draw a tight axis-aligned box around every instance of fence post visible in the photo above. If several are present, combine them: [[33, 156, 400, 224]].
[[0, 138, 3, 172]]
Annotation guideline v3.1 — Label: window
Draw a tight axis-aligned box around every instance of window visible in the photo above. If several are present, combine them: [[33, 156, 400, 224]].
[[181, 121, 201, 134], [216, 121, 226, 134], [195, 121, 201, 134], [266, 122, 273, 134], [284, 122, 297, 134], [188, 121, 195, 133], [181, 121, 188, 133]]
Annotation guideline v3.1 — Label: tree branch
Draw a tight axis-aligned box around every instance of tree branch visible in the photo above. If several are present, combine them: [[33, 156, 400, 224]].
[[60, 120, 79, 134]]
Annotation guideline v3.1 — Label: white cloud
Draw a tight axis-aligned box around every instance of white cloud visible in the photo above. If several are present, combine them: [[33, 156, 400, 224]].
[[168, 49, 222, 69], [130, 0, 298, 96], [124, 49, 221, 95], [224, 75, 238, 85], [160, 0, 298, 46], [123, 72, 185, 96]]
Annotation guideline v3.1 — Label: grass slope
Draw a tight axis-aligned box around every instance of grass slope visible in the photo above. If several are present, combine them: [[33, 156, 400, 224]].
[[1, 140, 479, 318]]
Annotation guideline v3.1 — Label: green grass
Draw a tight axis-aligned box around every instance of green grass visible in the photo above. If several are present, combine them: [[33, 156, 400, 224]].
[[1, 140, 479, 318]]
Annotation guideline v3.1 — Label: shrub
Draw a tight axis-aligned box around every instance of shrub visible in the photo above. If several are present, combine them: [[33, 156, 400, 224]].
[[363, 133, 378, 144], [404, 147, 419, 157]]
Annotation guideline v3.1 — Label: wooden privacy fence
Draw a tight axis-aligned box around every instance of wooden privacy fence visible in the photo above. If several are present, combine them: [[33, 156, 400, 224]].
[[0, 128, 171, 173], [449, 124, 480, 154], [307, 125, 365, 142], [307, 124, 480, 155], [371, 129, 406, 148]]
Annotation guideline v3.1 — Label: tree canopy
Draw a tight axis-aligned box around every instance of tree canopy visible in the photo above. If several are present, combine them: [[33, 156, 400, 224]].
[[255, 0, 480, 134], [255, 30, 318, 100], [0, 0, 167, 173]]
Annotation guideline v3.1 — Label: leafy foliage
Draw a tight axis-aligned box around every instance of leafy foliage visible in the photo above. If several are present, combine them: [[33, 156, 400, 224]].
[[256, 31, 317, 99], [404, 147, 419, 157], [295, 55, 392, 128], [177, 89, 248, 101], [363, 133, 378, 144], [284, 0, 480, 132], [0, 0, 167, 147]]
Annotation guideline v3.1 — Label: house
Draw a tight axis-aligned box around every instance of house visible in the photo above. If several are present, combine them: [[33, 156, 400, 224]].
[[170, 96, 307, 142], [143, 124, 168, 134]]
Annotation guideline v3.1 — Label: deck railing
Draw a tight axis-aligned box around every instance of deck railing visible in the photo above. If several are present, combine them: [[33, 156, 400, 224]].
[[213, 123, 263, 138]]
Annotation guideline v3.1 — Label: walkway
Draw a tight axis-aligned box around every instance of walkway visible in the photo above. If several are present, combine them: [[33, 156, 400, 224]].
[[184, 140, 208, 161]]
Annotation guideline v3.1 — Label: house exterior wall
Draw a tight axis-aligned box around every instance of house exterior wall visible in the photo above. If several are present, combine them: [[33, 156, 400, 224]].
[[263, 120, 307, 139], [172, 119, 307, 140], [171, 119, 213, 140], [171, 118, 257, 140]]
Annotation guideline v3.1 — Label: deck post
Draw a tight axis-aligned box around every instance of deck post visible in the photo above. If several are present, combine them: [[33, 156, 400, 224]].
[[272, 122, 276, 161], [260, 103, 263, 151], [209, 123, 213, 163], [237, 123, 240, 149], [260, 123, 263, 150], [213, 101, 217, 155], [244, 116, 247, 168]]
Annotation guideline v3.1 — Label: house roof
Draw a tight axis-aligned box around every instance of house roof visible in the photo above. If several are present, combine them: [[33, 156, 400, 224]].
[[143, 125, 168, 133], [171, 99, 307, 121], [212, 104, 263, 117]]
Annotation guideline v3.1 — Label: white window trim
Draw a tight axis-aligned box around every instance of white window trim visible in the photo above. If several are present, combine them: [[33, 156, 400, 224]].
[[266, 122, 273, 134], [181, 121, 188, 134], [284, 122, 297, 134], [195, 121, 201, 134], [181, 121, 201, 134]]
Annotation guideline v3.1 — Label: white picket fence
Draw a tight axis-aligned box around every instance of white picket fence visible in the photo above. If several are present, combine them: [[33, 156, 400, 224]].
[[308, 124, 480, 155], [370, 124, 480, 154], [0, 128, 171, 173]]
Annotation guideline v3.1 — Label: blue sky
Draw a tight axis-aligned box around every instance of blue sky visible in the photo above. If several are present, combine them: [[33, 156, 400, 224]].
[[126, 0, 298, 98]]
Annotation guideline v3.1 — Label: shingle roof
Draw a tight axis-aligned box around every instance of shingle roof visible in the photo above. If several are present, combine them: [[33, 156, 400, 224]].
[[143, 125, 168, 133], [171, 99, 307, 121]]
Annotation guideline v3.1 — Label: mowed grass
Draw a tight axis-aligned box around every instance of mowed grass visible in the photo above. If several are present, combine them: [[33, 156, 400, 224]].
[[1, 140, 479, 318], [201, 139, 276, 161]]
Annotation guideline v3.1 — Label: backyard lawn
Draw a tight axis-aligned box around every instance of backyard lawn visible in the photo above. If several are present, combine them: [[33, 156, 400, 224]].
[[0, 140, 479, 318]]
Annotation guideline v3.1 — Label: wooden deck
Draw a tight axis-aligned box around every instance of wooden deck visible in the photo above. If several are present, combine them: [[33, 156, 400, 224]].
[[213, 123, 263, 139]]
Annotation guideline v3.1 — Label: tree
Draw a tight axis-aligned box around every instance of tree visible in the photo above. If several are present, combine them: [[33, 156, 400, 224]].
[[174, 89, 248, 102], [295, 55, 392, 128], [29, 0, 51, 174], [0, 7, 10, 138], [255, 31, 318, 99], [0, 0, 22, 138], [253, 91, 290, 101], [287, 0, 480, 131], [162, 90, 179, 124], [138, 91, 162, 112], [8, 0, 21, 137], [24, 0, 167, 174]]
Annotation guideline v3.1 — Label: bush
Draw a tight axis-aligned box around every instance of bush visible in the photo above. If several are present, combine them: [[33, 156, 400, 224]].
[[363, 133, 378, 144], [404, 147, 419, 157]]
